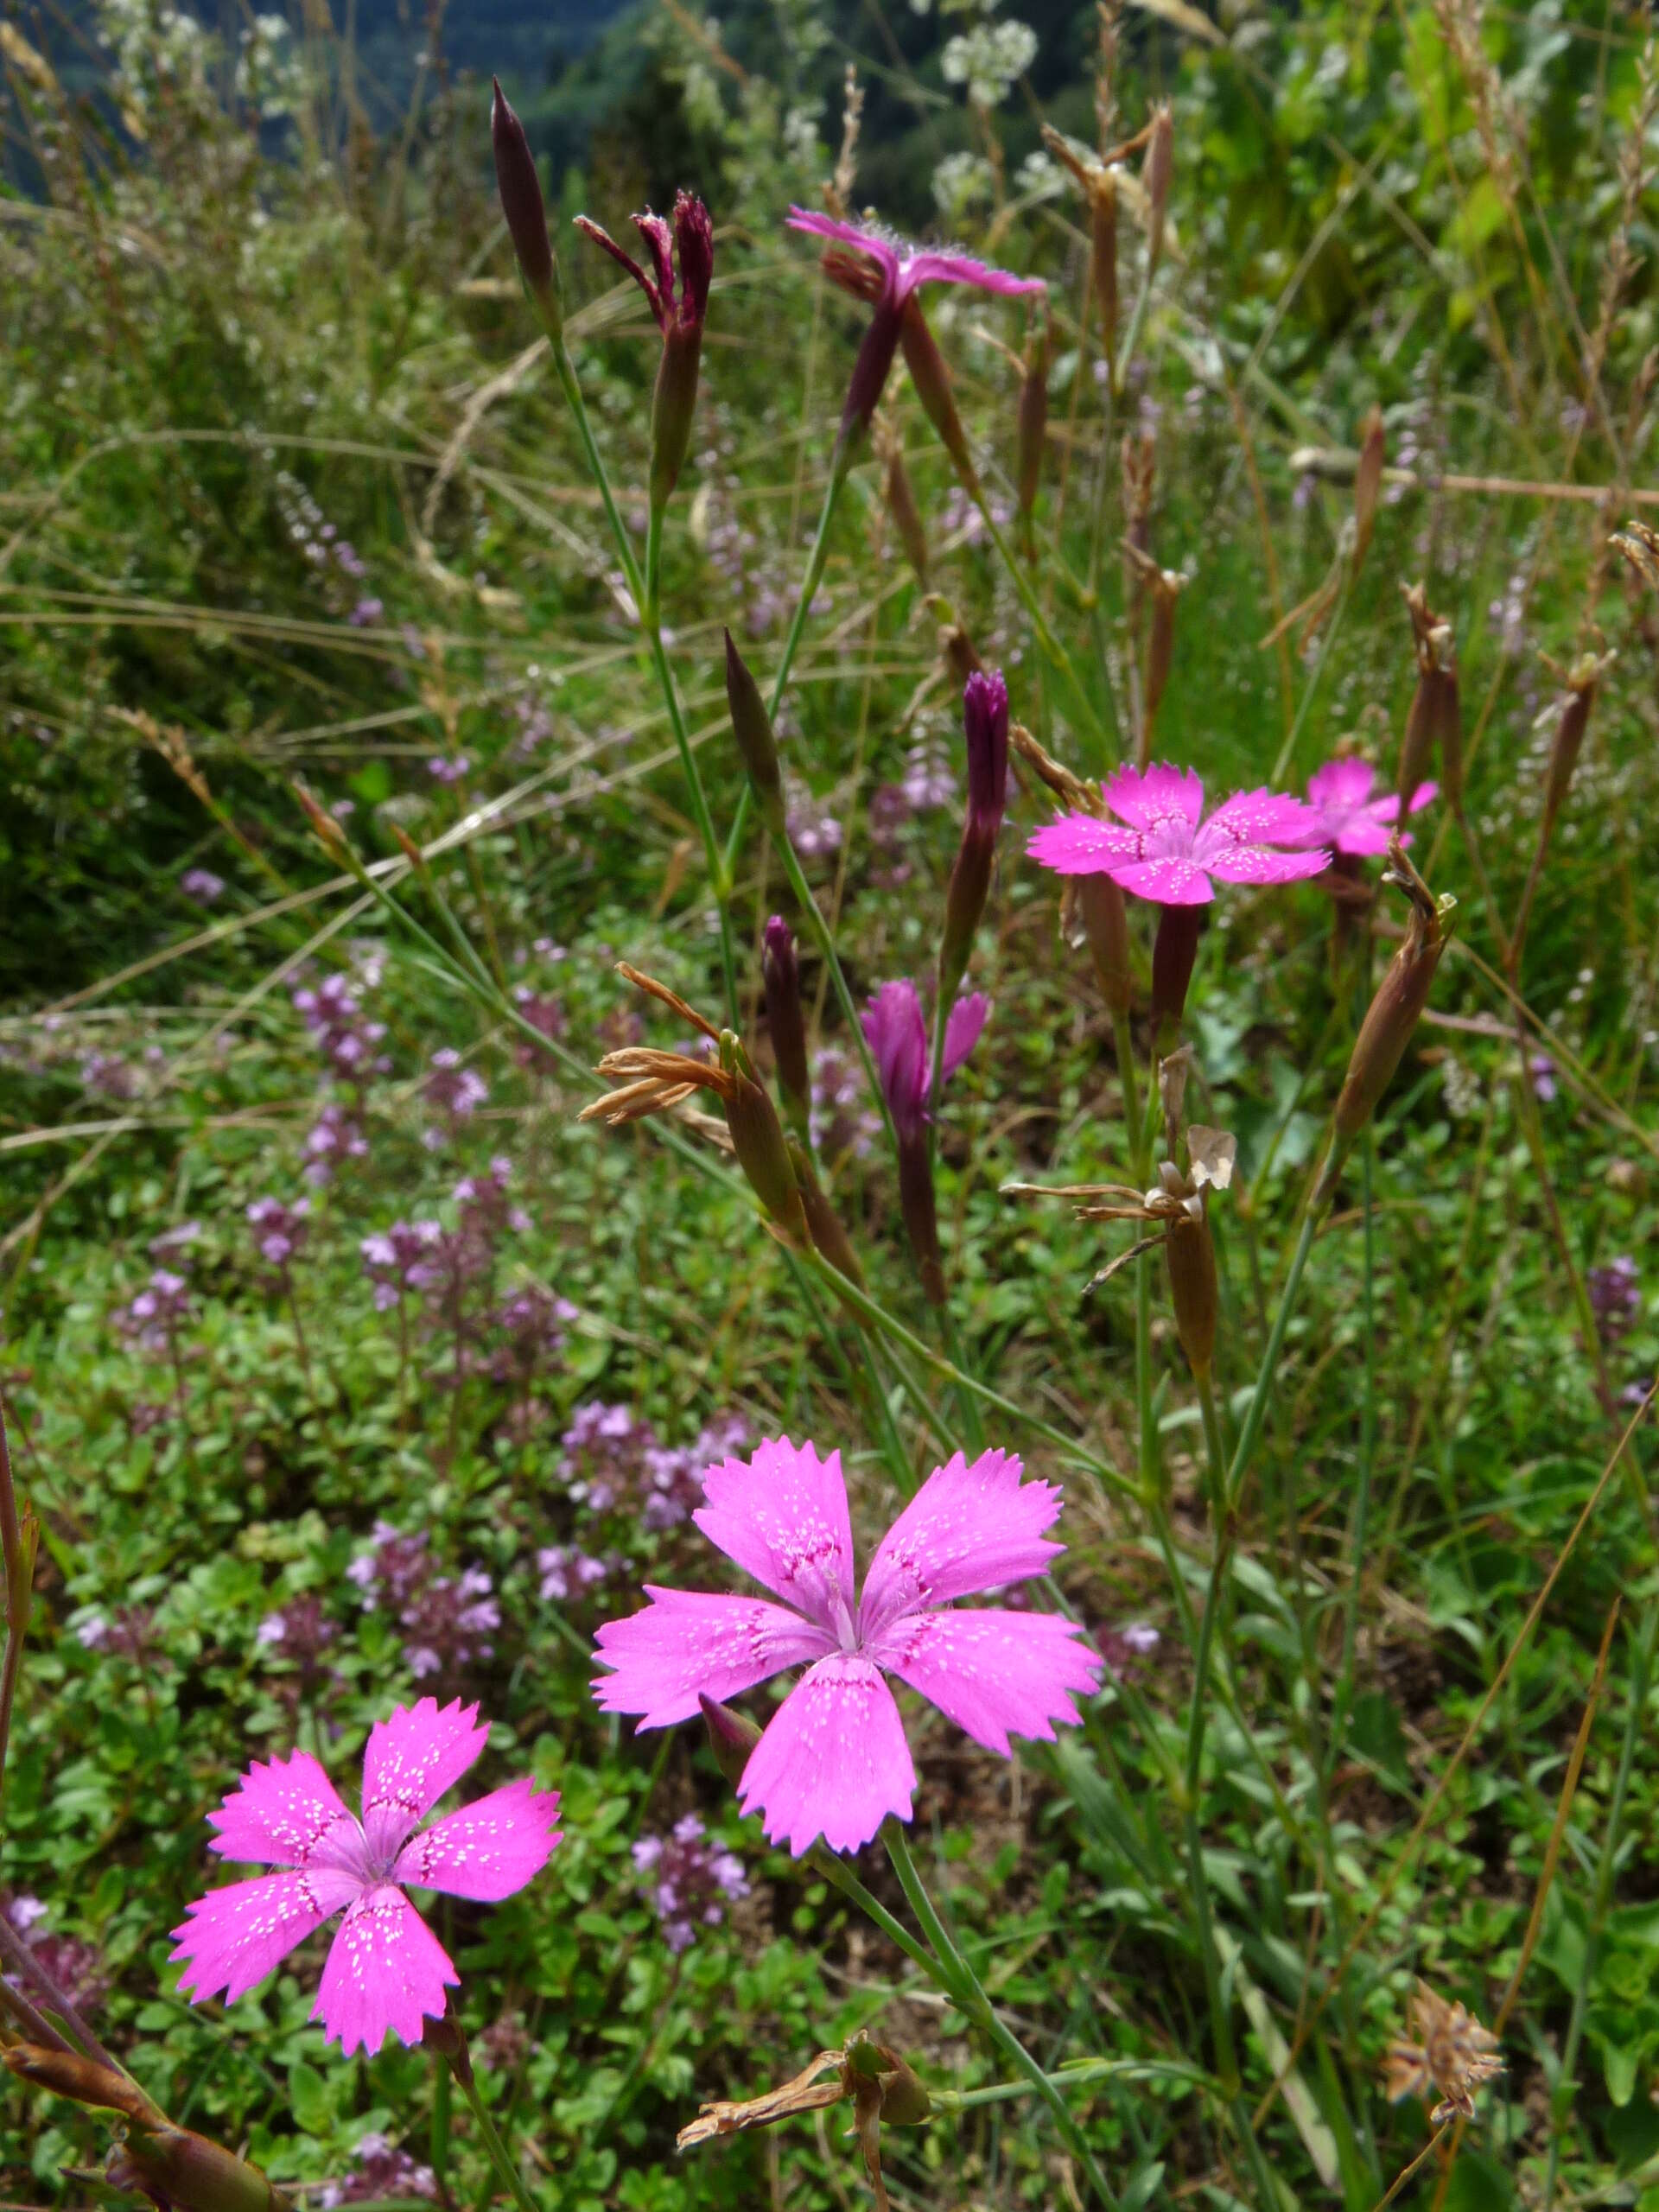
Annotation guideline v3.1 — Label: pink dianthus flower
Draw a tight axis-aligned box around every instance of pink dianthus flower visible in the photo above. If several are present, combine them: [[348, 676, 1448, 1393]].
[[170, 1698, 560, 2054], [593, 1437, 1101, 1856], [1027, 762, 1330, 907], [1299, 756, 1437, 857]]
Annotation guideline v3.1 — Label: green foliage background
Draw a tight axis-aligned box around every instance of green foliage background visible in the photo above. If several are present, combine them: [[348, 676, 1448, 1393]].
[[2, 1, 1657, 2209]]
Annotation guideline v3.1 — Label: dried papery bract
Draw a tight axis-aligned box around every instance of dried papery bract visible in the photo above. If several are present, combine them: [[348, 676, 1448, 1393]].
[[582, 965, 814, 1253], [1317, 838, 1454, 1203], [1613, 518, 1659, 594], [4, 2045, 289, 2212], [677, 2032, 931, 2212], [1383, 1981, 1504, 2127], [1262, 408, 1387, 656], [1141, 104, 1174, 273], [1397, 582, 1462, 812], [490, 80, 562, 340]]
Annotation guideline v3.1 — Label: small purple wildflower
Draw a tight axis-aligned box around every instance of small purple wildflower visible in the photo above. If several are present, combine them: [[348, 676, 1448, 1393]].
[[1589, 1257, 1640, 1340], [2, 1892, 109, 2014], [786, 786, 842, 861], [537, 1546, 622, 1603], [247, 1196, 310, 1268], [293, 973, 391, 1082], [360, 1220, 444, 1311], [1529, 1054, 1558, 1103], [1094, 1622, 1160, 1679], [810, 1046, 881, 1163], [423, 1049, 490, 1139], [180, 868, 226, 904], [631, 1814, 749, 1951], [348, 596, 385, 627], [348, 1525, 499, 1684], [118, 1269, 194, 1356], [80, 1052, 139, 1101], [304, 1101, 369, 1187], [427, 755, 471, 785], [319, 2136, 437, 2209]]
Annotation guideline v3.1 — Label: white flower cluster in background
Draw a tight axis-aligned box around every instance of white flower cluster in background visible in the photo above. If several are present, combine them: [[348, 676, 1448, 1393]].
[[942, 17, 1037, 108]]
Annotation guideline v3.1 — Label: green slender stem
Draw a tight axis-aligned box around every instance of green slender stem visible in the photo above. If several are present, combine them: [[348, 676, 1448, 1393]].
[[721, 442, 854, 880], [939, 1300, 987, 1455], [1196, 1368, 1228, 1526], [971, 489, 1109, 764], [775, 835, 899, 1162], [1225, 1203, 1321, 1507], [1183, 1801, 1241, 2095], [804, 1249, 1138, 1500], [1269, 573, 1351, 788], [452, 2059, 540, 2212], [1331, 1133, 1376, 1754], [808, 1842, 939, 1978], [882, 1822, 1122, 2212], [936, 2056, 1211, 2112], [1542, 1601, 1659, 2212], [553, 341, 737, 1022]]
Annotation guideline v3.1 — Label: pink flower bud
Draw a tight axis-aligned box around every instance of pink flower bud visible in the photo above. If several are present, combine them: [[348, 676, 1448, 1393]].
[[490, 80, 561, 335]]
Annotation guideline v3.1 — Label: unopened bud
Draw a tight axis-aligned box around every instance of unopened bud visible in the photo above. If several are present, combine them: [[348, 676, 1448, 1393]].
[[648, 194, 714, 514], [1351, 405, 1384, 574], [899, 297, 979, 496], [1150, 902, 1202, 1039], [1398, 583, 1462, 810], [939, 671, 1008, 1008], [762, 916, 810, 1122], [1143, 105, 1174, 271], [698, 1692, 761, 1790], [720, 1034, 810, 1248], [491, 80, 562, 338], [1015, 323, 1048, 524], [1323, 840, 1454, 1194], [724, 631, 787, 838]]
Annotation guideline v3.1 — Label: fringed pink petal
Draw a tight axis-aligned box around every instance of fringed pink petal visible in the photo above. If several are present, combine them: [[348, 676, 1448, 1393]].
[[169, 1866, 360, 2009], [593, 1586, 835, 1727], [1305, 757, 1377, 814], [1026, 815, 1144, 875], [859, 1447, 1064, 1641], [1192, 787, 1320, 857], [694, 1437, 857, 1635], [868, 1606, 1103, 1756], [207, 1748, 365, 1878], [737, 1653, 916, 1856], [1198, 842, 1331, 887], [1103, 761, 1204, 834], [359, 1698, 489, 1866], [902, 250, 1046, 298], [313, 1884, 457, 2056], [1110, 857, 1214, 905], [393, 1778, 562, 1902]]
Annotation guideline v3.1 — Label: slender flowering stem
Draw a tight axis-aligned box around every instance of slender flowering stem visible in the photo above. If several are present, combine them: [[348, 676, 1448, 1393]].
[[774, 835, 899, 1163], [936, 2056, 1212, 2111], [804, 1248, 1139, 1501], [721, 440, 855, 879], [1330, 1131, 1376, 1756], [882, 1821, 1122, 2212], [0, 1399, 32, 1819], [550, 338, 738, 1021], [1196, 1368, 1228, 1526], [1268, 574, 1351, 788], [450, 2053, 542, 2212]]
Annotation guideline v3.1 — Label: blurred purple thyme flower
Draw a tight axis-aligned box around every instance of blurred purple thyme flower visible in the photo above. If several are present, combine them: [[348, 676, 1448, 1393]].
[[560, 1402, 653, 1512], [247, 1196, 310, 1268], [631, 1814, 749, 1951], [293, 972, 391, 1082], [318, 2135, 437, 2210], [1094, 1622, 1160, 1679], [73, 1605, 160, 1664], [360, 1220, 444, 1311], [537, 1545, 622, 1603], [149, 1221, 201, 1261], [810, 1046, 881, 1163], [347, 1524, 499, 1684], [180, 868, 226, 904], [512, 986, 567, 1072], [490, 1282, 578, 1385], [427, 754, 471, 784], [304, 1101, 369, 1187], [118, 1269, 194, 1357], [1589, 1256, 1640, 1340], [785, 785, 842, 861], [423, 1048, 490, 1143], [2, 1892, 109, 2014], [348, 597, 384, 628], [1529, 1054, 1558, 1103], [79, 1052, 139, 1101]]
